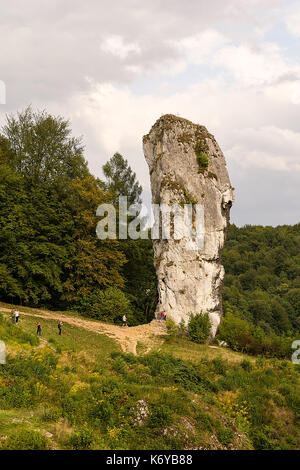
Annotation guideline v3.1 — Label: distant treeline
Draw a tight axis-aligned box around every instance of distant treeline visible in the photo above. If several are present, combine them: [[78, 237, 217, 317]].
[[223, 223, 300, 336]]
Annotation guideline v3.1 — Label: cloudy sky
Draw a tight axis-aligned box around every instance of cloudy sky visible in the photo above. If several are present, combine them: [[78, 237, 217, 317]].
[[0, 0, 299, 226]]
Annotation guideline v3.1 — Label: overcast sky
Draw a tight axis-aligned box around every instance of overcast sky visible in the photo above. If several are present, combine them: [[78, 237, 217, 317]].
[[0, 0, 299, 226]]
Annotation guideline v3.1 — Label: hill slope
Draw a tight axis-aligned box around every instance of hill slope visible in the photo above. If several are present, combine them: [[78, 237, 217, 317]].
[[0, 305, 299, 450]]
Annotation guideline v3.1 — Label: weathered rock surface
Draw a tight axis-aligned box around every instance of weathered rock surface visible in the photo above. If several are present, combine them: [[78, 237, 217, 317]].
[[143, 114, 234, 337]]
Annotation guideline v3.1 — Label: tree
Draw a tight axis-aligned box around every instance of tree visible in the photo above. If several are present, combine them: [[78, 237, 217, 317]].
[[102, 152, 142, 206], [188, 313, 211, 344], [101, 153, 157, 323], [0, 109, 127, 309], [63, 175, 127, 304], [2, 107, 88, 188], [0, 161, 72, 305], [74, 286, 134, 324]]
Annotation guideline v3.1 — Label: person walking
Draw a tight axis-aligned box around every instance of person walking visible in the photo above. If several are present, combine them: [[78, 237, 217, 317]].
[[15, 310, 20, 324], [36, 322, 42, 336], [122, 315, 127, 327], [58, 321, 63, 336]]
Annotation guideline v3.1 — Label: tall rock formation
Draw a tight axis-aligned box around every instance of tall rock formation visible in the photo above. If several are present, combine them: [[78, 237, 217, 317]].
[[143, 114, 234, 337]]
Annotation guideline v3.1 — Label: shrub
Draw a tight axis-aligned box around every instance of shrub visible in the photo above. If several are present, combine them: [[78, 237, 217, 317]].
[[74, 287, 134, 324], [148, 404, 173, 429], [195, 142, 209, 171], [196, 152, 209, 170], [219, 310, 292, 358], [69, 426, 94, 449], [166, 318, 178, 338], [188, 313, 211, 344], [218, 311, 251, 351], [217, 426, 234, 447]]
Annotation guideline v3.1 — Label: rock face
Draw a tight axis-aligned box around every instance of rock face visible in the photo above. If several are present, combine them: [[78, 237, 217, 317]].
[[143, 115, 234, 337]]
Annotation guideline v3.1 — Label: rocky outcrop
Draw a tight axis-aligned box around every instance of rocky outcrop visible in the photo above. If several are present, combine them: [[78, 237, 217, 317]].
[[143, 114, 234, 337]]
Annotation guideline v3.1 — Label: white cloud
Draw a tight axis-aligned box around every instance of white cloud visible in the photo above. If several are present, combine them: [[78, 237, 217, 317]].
[[214, 42, 299, 87], [227, 126, 300, 172], [285, 2, 300, 37], [171, 29, 228, 66], [100, 35, 141, 59]]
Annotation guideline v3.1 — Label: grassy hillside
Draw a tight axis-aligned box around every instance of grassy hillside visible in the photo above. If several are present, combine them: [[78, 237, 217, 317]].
[[0, 308, 299, 450]]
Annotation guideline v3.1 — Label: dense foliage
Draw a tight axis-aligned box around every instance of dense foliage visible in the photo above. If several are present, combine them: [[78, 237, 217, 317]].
[[223, 224, 299, 325], [0, 108, 157, 324], [187, 313, 211, 344]]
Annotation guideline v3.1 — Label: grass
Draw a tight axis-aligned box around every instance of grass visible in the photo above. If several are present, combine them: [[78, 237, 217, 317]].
[[158, 336, 256, 365], [0, 310, 120, 363], [0, 308, 299, 450]]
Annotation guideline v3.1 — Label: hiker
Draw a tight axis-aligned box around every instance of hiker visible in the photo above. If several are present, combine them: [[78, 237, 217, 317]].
[[58, 321, 63, 336], [160, 312, 164, 320], [11, 309, 16, 324], [122, 315, 127, 327], [36, 322, 42, 336], [15, 310, 20, 324]]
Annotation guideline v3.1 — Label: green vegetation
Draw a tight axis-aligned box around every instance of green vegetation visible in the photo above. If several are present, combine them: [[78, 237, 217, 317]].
[[196, 150, 209, 171], [74, 287, 134, 325], [188, 313, 211, 344], [0, 314, 299, 450], [221, 224, 300, 357], [0, 108, 156, 325]]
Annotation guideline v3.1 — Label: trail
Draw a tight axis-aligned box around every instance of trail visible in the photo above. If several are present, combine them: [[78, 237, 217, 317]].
[[1, 307, 166, 355]]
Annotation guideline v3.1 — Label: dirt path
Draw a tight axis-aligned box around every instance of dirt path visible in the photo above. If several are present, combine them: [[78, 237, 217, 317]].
[[1, 308, 166, 355]]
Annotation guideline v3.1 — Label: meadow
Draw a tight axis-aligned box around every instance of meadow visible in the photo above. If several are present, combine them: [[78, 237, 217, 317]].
[[0, 308, 299, 450]]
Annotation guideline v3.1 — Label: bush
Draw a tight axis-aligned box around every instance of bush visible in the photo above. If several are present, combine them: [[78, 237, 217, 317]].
[[69, 426, 94, 449], [218, 311, 251, 351], [188, 313, 211, 344], [196, 152, 209, 169], [148, 404, 173, 428], [219, 310, 292, 358], [166, 318, 178, 338], [217, 426, 234, 447], [74, 287, 134, 324]]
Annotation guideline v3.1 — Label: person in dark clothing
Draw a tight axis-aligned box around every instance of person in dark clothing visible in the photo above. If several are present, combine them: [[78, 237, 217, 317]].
[[58, 321, 63, 336], [36, 322, 42, 336]]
